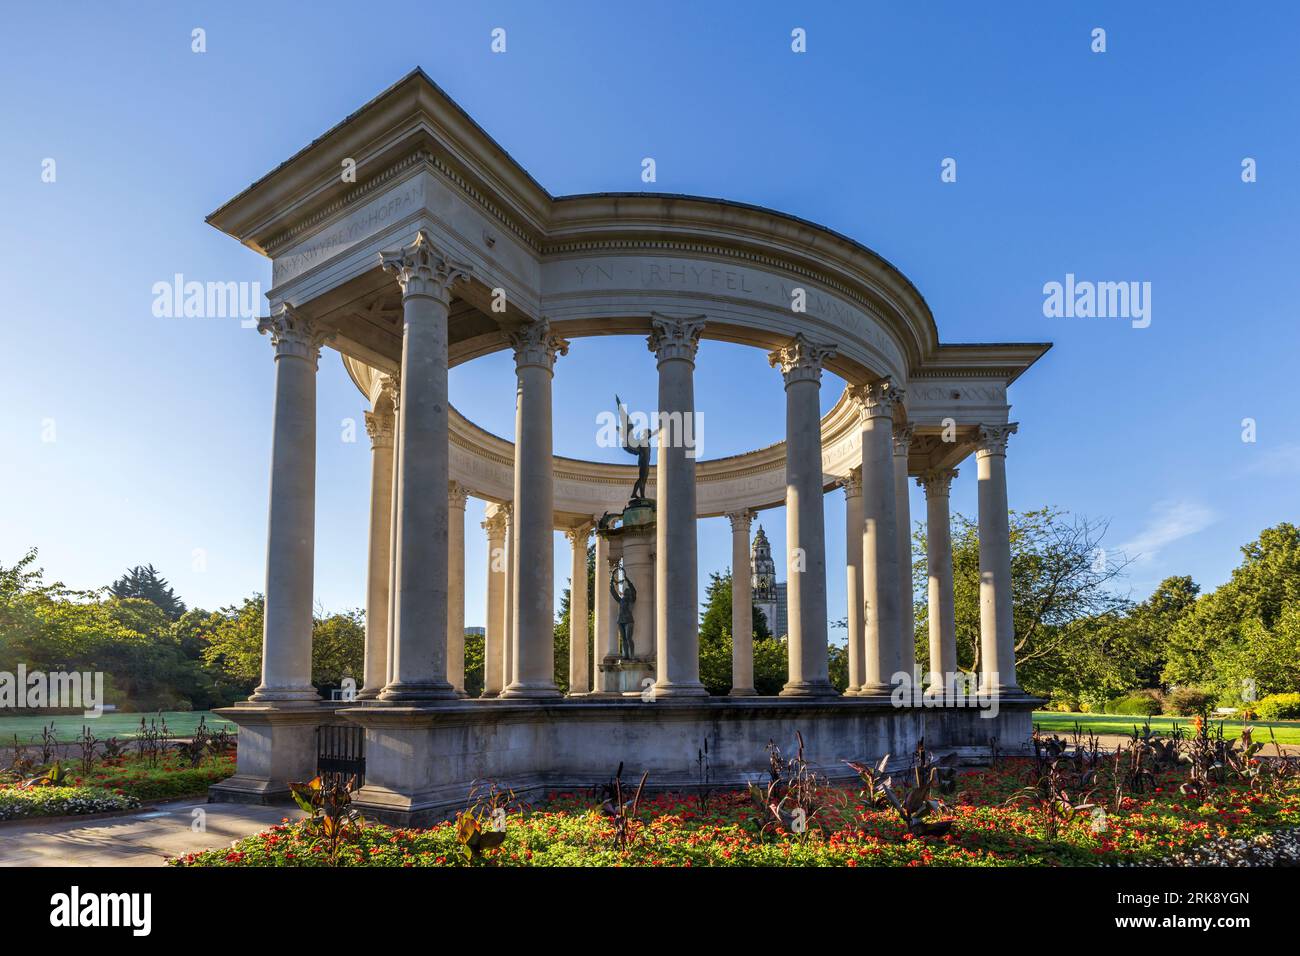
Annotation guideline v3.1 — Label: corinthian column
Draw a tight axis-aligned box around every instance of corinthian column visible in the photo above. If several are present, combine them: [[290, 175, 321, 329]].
[[501, 503, 515, 690], [501, 321, 568, 699], [841, 469, 865, 695], [917, 468, 959, 691], [769, 334, 837, 697], [648, 314, 708, 697], [593, 532, 618, 694], [251, 304, 330, 702], [359, 378, 396, 700], [480, 505, 508, 697], [727, 510, 756, 696], [566, 523, 593, 694], [893, 423, 917, 680], [852, 379, 904, 698], [447, 481, 468, 697], [378, 231, 469, 701], [977, 424, 1020, 694]]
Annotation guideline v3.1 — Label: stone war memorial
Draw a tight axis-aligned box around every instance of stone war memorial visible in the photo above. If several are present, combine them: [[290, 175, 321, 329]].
[[207, 70, 1049, 826]]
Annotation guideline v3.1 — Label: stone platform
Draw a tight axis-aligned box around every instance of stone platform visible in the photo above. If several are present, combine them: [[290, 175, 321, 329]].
[[211, 695, 1041, 827]]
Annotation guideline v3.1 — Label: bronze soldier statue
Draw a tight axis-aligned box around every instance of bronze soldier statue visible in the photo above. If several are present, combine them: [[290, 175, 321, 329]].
[[610, 565, 637, 659]]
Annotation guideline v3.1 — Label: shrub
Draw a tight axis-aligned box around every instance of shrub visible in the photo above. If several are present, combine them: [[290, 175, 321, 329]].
[[0, 786, 139, 821], [1166, 687, 1217, 716], [1050, 694, 1080, 713], [1256, 692, 1300, 720], [1108, 694, 1163, 717]]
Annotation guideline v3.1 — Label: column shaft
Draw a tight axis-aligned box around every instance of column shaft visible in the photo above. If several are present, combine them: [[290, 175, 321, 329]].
[[919, 469, 959, 690], [842, 471, 865, 694], [380, 232, 467, 701], [481, 506, 507, 697], [855, 380, 904, 697], [252, 306, 327, 701], [592, 531, 616, 693], [728, 510, 756, 695], [977, 424, 1020, 693], [360, 387, 395, 700], [770, 334, 837, 697], [649, 315, 708, 697], [447, 482, 468, 696], [502, 505, 515, 690], [501, 322, 567, 699], [567, 524, 592, 694], [893, 425, 916, 680]]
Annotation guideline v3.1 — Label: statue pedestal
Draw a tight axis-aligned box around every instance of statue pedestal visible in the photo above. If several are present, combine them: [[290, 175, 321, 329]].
[[599, 654, 655, 696], [594, 498, 657, 696]]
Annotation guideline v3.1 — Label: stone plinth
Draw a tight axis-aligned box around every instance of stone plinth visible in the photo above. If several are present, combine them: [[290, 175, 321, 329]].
[[208, 701, 342, 804], [324, 695, 1041, 827]]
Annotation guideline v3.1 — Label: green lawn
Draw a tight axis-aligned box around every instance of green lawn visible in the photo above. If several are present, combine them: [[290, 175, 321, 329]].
[[1033, 710, 1300, 745], [0, 711, 236, 744]]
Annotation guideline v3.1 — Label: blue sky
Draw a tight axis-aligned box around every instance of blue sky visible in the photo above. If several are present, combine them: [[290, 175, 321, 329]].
[[2, 2, 1297, 637]]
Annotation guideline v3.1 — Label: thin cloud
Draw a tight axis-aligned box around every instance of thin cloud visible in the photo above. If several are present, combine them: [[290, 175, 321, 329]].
[[1242, 442, 1300, 478], [1116, 499, 1216, 564]]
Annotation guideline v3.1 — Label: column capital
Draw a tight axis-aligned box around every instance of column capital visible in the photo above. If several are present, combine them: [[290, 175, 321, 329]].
[[364, 409, 395, 449], [647, 313, 706, 365], [892, 422, 916, 457], [840, 466, 863, 500], [768, 333, 837, 386], [509, 318, 569, 372], [916, 467, 959, 498], [725, 509, 755, 534], [848, 378, 905, 421], [380, 230, 471, 302], [481, 507, 508, 536], [258, 304, 332, 364], [565, 522, 594, 544], [448, 480, 469, 510], [976, 423, 1018, 459]]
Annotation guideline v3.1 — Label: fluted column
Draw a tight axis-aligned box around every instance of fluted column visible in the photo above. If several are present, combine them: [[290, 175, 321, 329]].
[[501, 503, 515, 691], [918, 468, 959, 691], [567, 523, 593, 694], [480, 505, 507, 697], [853, 379, 904, 697], [893, 424, 916, 680], [501, 321, 568, 699], [648, 314, 708, 697], [770, 334, 837, 697], [378, 231, 468, 701], [592, 530, 615, 694], [841, 469, 865, 695], [251, 304, 330, 702], [977, 424, 1020, 693], [727, 510, 756, 696], [447, 481, 468, 697], [359, 378, 396, 700]]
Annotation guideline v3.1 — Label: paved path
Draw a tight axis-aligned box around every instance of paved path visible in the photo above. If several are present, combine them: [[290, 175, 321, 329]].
[[0, 799, 302, 867]]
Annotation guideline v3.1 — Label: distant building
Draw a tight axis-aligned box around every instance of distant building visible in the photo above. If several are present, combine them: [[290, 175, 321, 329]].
[[465, 627, 485, 637], [750, 525, 788, 639]]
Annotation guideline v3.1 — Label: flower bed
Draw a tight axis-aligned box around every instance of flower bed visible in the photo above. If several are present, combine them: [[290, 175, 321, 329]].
[[0, 786, 140, 822], [172, 757, 1300, 868], [66, 753, 237, 801]]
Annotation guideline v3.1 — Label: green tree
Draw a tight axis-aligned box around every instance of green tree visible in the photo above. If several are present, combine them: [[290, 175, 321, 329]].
[[110, 564, 186, 620], [1163, 523, 1300, 698], [697, 570, 777, 695], [911, 507, 1133, 698]]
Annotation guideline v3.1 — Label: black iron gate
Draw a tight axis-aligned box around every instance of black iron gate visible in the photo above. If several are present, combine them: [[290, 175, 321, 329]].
[[316, 723, 365, 789]]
